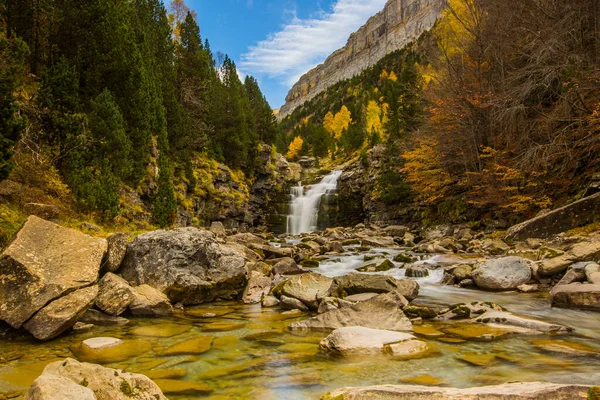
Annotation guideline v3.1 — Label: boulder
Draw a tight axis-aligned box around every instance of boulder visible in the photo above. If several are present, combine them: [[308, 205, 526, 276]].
[[473, 310, 572, 334], [241, 271, 271, 304], [506, 191, 600, 240], [121, 228, 247, 304], [23, 286, 98, 341], [280, 295, 309, 311], [471, 257, 532, 291], [320, 327, 415, 355], [383, 225, 409, 237], [226, 232, 266, 246], [272, 257, 303, 275], [102, 233, 129, 272], [551, 283, 600, 311], [95, 273, 135, 316], [361, 236, 396, 248], [584, 262, 600, 284], [28, 358, 167, 400], [317, 297, 355, 314], [404, 266, 429, 278], [23, 203, 59, 220], [383, 340, 430, 359], [23, 374, 95, 400], [329, 274, 419, 301], [0, 216, 106, 328], [129, 284, 173, 316], [209, 221, 227, 237], [356, 259, 395, 272], [288, 292, 412, 332], [321, 382, 591, 399], [279, 272, 333, 309], [539, 241, 600, 276]]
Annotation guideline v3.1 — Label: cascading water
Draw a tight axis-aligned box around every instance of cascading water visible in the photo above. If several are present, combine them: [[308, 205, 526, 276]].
[[286, 170, 342, 235]]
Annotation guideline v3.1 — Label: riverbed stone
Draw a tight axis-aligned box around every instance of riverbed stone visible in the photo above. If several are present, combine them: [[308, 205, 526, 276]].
[[160, 337, 214, 356], [550, 283, 600, 311], [361, 236, 396, 248], [321, 382, 591, 399], [279, 272, 333, 309], [280, 295, 310, 311], [383, 339, 430, 359], [538, 241, 600, 276], [23, 285, 99, 340], [584, 262, 600, 283], [320, 327, 415, 355], [153, 379, 213, 396], [95, 273, 135, 316], [130, 323, 192, 337], [129, 284, 173, 316], [35, 358, 167, 400], [329, 274, 419, 301], [289, 292, 412, 332], [0, 216, 107, 329], [272, 257, 302, 275], [357, 259, 395, 272], [23, 374, 96, 400], [249, 243, 293, 259], [121, 228, 248, 305], [242, 271, 271, 304], [531, 339, 600, 357], [473, 310, 571, 334], [102, 232, 129, 272], [71, 339, 152, 363], [471, 257, 532, 291]]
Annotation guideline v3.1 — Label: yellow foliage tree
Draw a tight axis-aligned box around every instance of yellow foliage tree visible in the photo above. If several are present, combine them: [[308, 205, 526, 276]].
[[323, 111, 335, 135], [366, 100, 383, 135], [286, 136, 303, 160], [332, 105, 352, 140], [402, 140, 452, 204]]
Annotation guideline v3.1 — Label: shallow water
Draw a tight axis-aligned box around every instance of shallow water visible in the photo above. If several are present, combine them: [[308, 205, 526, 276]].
[[2, 247, 600, 399]]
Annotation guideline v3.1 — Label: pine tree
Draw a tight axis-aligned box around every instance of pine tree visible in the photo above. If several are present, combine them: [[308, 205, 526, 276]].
[[153, 153, 177, 227]]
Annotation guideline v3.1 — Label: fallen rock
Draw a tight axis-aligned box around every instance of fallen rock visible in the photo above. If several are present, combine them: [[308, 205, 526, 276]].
[[280, 295, 310, 311], [538, 241, 600, 276], [210, 221, 227, 237], [0, 216, 107, 328], [329, 274, 419, 301], [474, 310, 572, 334], [242, 271, 271, 304], [404, 266, 429, 278], [471, 257, 532, 291], [23, 374, 95, 400], [551, 283, 600, 311], [321, 382, 591, 399], [289, 292, 412, 332], [356, 259, 395, 272], [23, 203, 59, 220], [102, 233, 129, 272], [129, 284, 173, 316], [279, 272, 333, 309], [95, 273, 135, 316], [28, 358, 166, 400], [121, 228, 247, 305], [320, 327, 415, 355], [383, 339, 430, 359], [272, 257, 303, 275], [23, 286, 98, 340], [71, 338, 152, 363], [249, 243, 293, 259], [506, 191, 600, 240], [361, 236, 396, 248]]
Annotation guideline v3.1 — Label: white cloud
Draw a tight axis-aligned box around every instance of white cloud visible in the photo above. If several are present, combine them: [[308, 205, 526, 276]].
[[240, 0, 387, 86]]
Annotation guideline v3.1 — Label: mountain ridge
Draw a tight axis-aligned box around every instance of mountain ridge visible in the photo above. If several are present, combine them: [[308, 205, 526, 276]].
[[278, 0, 445, 119]]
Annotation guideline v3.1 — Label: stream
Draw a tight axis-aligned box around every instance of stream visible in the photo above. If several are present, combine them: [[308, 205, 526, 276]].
[[1, 243, 600, 399]]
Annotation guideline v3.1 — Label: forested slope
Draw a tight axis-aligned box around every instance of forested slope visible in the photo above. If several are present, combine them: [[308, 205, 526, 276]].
[[279, 0, 600, 226]]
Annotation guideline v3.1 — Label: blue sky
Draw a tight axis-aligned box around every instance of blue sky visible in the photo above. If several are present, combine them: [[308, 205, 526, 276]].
[[188, 0, 387, 109]]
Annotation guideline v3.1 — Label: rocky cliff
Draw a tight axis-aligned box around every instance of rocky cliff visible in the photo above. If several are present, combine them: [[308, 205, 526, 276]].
[[278, 0, 445, 119]]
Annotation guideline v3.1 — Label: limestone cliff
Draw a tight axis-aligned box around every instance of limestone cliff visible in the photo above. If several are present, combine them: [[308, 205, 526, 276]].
[[278, 0, 445, 119]]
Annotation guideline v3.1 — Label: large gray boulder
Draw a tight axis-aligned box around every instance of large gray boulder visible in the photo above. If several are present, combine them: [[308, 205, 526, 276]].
[[321, 382, 591, 399], [0, 216, 107, 328], [506, 191, 600, 240], [241, 271, 271, 304], [538, 241, 600, 276], [289, 292, 412, 332], [96, 273, 135, 316], [102, 232, 129, 272], [329, 274, 419, 301], [23, 374, 95, 400], [23, 286, 99, 341], [320, 327, 415, 355], [121, 228, 247, 304], [471, 257, 531, 291], [26, 358, 167, 400], [278, 272, 333, 309], [551, 283, 600, 311]]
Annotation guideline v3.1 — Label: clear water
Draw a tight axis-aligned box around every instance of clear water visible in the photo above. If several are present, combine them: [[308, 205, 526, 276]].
[[2, 247, 600, 399], [286, 171, 342, 235]]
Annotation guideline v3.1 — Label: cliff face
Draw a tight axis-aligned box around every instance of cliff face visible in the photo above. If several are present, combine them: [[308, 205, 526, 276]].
[[278, 0, 445, 119]]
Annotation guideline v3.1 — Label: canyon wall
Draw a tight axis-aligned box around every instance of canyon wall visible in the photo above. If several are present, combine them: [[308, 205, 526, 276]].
[[278, 0, 445, 119]]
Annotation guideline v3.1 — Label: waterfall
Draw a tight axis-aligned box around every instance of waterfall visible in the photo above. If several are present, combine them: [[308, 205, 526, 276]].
[[286, 170, 343, 235]]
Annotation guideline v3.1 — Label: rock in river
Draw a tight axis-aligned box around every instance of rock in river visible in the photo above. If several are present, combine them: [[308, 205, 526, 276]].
[[0, 216, 106, 329], [320, 327, 415, 355], [25, 358, 166, 400], [95, 273, 135, 316], [471, 257, 531, 291], [289, 292, 412, 332], [278, 272, 333, 309], [329, 274, 419, 301], [122, 227, 248, 304]]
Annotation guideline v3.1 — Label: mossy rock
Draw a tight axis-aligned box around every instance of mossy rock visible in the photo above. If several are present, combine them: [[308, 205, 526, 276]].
[[413, 325, 445, 338], [589, 386, 600, 400], [202, 322, 246, 332], [531, 339, 600, 357], [456, 352, 497, 367], [443, 324, 511, 341], [300, 259, 320, 268], [271, 280, 286, 298], [364, 255, 383, 262], [356, 259, 394, 272], [393, 254, 415, 263], [342, 239, 360, 245], [404, 306, 437, 320], [398, 374, 445, 386]]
